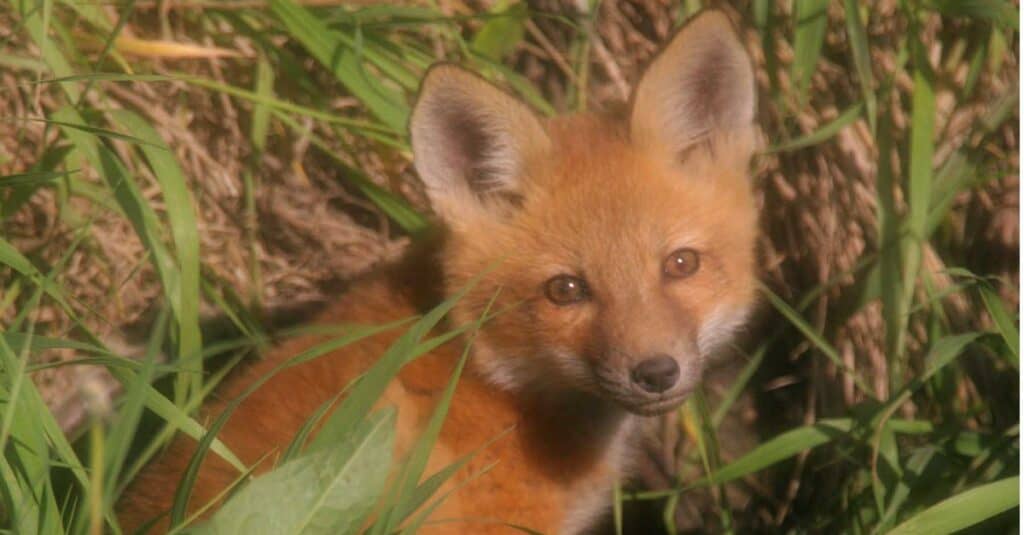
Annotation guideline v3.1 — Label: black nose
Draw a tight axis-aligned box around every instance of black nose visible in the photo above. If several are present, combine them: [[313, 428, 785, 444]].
[[630, 355, 680, 393]]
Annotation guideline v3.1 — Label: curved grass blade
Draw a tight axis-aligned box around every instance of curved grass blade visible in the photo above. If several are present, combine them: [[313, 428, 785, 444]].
[[375, 289, 500, 533], [761, 284, 874, 396], [887, 476, 1019, 535], [766, 101, 864, 153], [112, 109, 204, 401]]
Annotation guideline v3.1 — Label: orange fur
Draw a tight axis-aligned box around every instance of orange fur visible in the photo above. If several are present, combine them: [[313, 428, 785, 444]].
[[118, 10, 760, 534]]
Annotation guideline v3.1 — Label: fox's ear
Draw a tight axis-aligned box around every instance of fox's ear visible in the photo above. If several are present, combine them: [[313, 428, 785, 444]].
[[630, 11, 756, 164], [410, 64, 549, 222]]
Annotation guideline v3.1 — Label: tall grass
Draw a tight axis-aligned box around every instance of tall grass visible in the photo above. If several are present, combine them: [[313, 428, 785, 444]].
[[0, 1, 1018, 534]]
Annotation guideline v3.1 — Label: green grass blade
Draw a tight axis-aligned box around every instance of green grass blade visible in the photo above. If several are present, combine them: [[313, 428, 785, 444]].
[[98, 308, 169, 532], [766, 101, 864, 153], [305, 295, 464, 452], [708, 419, 853, 486], [791, 0, 829, 103], [21, 117, 169, 150], [270, 111, 427, 233], [52, 106, 184, 335], [842, 1, 877, 133], [268, 0, 409, 132], [887, 476, 1019, 535], [712, 344, 766, 428], [892, 27, 937, 389], [979, 286, 1018, 368], [111, 109, 204, 401], [0, 169, 79, 188], [762, 284, 875, 396], [925, 0, 1019, 30], [278, 394, 342, 465], [875, 446, 940, 533], [376, 290, 498, 533], [0, 236, 73, 311]]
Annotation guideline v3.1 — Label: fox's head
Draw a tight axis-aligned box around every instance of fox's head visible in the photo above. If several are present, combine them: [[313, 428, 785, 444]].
[[410, 11, 758, 415]]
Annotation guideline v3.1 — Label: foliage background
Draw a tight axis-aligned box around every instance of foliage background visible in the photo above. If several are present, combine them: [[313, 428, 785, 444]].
[[0, 0, 1019, 533]]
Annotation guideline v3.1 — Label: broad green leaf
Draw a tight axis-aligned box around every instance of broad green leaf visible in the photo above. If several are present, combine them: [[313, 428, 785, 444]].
[[168, 321, 410, 527], [195, 409, 396, 535]]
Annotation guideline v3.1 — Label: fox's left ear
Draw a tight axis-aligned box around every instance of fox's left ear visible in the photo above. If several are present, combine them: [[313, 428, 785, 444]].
[[630, 10, 756, 165]]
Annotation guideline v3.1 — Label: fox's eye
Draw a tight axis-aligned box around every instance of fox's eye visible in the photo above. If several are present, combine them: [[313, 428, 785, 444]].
[[663, 248, 700, 278], [544, 275, 590, 305]]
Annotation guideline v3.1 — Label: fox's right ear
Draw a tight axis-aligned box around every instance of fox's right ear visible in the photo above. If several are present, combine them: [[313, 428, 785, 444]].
[[410, 65, 549, 223]]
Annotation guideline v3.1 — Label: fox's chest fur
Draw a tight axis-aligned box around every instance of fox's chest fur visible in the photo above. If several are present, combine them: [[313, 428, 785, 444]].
[[119, 10, 760, 534]]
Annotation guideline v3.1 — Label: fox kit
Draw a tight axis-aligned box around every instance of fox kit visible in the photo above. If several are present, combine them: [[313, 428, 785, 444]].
[[119, 10, 759, 534]]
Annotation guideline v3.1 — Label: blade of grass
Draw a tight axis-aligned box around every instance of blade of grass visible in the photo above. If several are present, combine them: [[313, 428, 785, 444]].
[[271, 110, 427, 234], [979, 286, 1018, 368], [761, 284, 875, 396], [0, 169, 80, 188], [305, 280, 477, 452], [111, 109, 204, 404], [712, 343, 767, 428], [887, 476, 1019, 535], [892, 25, 937, 390], [842, 1, 877, 133], [268, 0, 409, 132], [926, 0, 1019, 30], [375, 289, 500, 533], [17, 117, 169, 150], [869, 333, 983, 495], [167, 320, 413, 527], [791, 0, 829, 103], [765, 101, 864, 153]]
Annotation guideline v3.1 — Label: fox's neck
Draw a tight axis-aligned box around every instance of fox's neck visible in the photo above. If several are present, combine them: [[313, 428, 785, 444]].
[[511, 387, 635, 532], [514, 388, 630, 476]]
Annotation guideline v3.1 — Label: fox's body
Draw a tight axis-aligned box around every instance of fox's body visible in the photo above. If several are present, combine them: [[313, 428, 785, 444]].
[[119, 11, 760, 534]]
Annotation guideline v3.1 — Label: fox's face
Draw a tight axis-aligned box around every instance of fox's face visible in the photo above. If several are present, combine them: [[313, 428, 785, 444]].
[[411, 11, 758, 415]]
